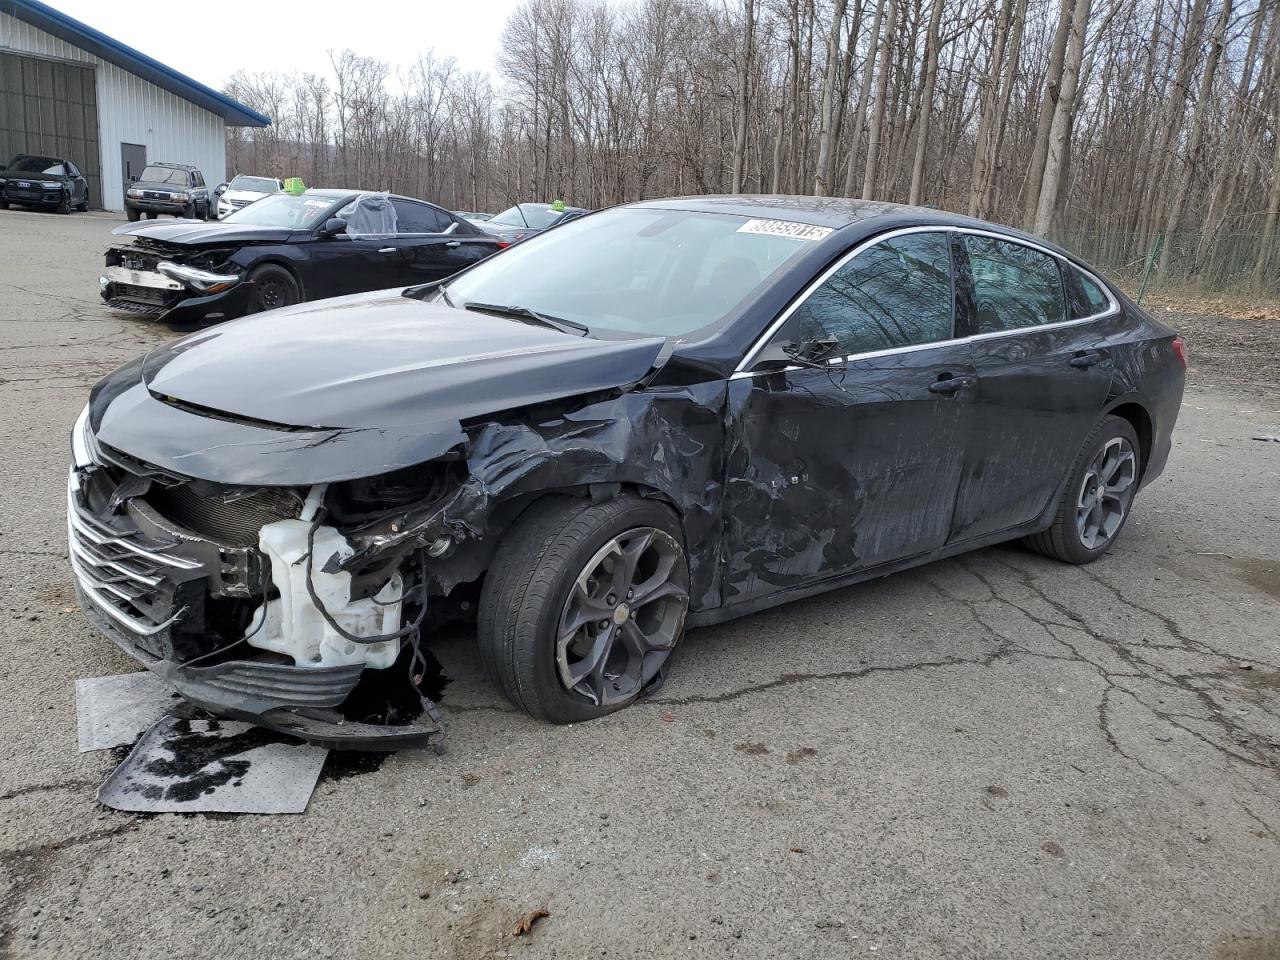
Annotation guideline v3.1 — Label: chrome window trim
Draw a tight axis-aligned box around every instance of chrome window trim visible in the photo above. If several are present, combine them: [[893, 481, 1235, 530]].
[[733, 225, 1120, 378]]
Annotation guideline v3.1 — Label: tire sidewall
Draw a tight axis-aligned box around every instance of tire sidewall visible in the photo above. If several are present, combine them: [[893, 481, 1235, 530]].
[[1059, 416, 1142, 564], [523, 499, 688, 724]]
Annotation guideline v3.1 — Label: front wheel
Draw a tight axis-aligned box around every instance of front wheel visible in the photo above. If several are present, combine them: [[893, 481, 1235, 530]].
[[1025, 415, 1141, 564], [56, 194, 71, 214], [478, 494, 690, 723], [247, 263, 300, 313]]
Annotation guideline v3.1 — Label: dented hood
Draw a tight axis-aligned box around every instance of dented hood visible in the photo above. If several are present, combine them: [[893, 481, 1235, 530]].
[[90, 290, 666, 486], [141, 291, 667, 430]]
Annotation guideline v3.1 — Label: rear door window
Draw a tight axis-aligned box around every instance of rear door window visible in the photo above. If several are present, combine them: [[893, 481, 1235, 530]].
[[961, 235, 1066, 333], [393, 200, 452, 234], [775, 231, 956, 357]]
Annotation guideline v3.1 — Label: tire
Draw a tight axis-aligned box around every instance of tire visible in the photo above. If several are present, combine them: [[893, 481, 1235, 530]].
[[76, 199, 89, 212], [183, 201, 196, 219], [1024, 415, 1142, 565], [56, 194, 71, 215], [0, 200, 8, 210], [126, 206, 139, 221], [478, 494, 690, 724], [247, 263, 301, 313]]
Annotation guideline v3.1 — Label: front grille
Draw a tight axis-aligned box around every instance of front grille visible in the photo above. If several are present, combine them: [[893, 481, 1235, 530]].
[[145, 484, 301, 547], [105, 297, 163, 315], [67, 474, 202, 639], [229, 198, 249, 208], [112, 284, 171, 306]]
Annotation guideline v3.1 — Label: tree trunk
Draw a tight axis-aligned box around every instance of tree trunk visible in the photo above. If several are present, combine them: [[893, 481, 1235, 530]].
[[813, 0, 850, 194], [861, 0, 898, 198], [843, 0, 887, 195], [731, 0, 756, 193], [1022, 0, 1073, 230], [1034, 0, 1091, 236]]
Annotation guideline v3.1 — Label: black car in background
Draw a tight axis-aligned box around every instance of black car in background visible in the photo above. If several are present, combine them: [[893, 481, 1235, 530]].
[[101, 189, 506, 326], [0, 154, 90, 213], [69, 196, 1185, 747], [477, 202, 589, 243], [124, 163, 211, 221]]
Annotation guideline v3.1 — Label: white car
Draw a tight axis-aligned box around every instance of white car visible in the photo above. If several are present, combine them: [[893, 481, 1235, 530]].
[[215, 175, 283, 219]]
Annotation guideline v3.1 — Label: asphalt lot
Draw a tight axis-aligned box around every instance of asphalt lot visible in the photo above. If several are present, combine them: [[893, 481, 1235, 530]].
[[0, 205, 1278, 960]]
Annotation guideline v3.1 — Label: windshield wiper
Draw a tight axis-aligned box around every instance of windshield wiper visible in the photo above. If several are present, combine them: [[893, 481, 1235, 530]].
[[463, 301, 589, 336]]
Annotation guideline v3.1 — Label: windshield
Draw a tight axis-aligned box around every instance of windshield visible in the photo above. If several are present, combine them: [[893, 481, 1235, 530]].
[[139, 166, 188, 185], [228, 176, 277, 193], [222, 192, 338, 228], [8, 156, 63, 174], [489, 204, 564, 229], [446, 207, 816, 338]]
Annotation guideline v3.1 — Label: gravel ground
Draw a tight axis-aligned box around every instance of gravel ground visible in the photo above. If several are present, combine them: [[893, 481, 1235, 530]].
[[1, 206, 1278, 960]]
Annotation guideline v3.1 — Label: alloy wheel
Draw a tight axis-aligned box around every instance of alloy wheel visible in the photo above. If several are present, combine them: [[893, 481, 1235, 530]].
[[258, 279, 288, 310], [555, 527, 689, 706], [1076, 436, 1137, 550]]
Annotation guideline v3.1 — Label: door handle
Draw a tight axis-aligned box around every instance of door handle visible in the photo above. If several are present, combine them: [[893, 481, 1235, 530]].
[[445, 240, 461, 248], [378, 247, 396, 254], [928, 374, 976, 395], [1069, 349, 1103, 368]]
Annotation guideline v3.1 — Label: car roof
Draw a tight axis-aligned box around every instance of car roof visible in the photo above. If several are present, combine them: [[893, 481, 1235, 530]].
[[149, 162, 198, 171], [627, 194, 1076, 259]]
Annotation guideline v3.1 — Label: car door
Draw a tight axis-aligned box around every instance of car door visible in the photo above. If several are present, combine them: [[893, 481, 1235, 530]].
[[946, 232, 1115, 545], [721, 229, 977, 606], [387, 200, 492, 284]]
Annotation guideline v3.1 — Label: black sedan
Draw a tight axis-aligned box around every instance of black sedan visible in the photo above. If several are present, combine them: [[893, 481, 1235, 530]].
[[0, 154, 90, 213], [100, 189, 506, 326], [68, 196, 1185, 748], [477, 201, 589, 243]]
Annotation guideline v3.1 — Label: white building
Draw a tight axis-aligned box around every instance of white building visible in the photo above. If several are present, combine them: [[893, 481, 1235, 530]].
[[0, 0, 269, 211]]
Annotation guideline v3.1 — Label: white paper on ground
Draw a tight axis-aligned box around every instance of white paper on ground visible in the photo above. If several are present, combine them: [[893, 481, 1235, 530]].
[[76, 671, 180, 752], [97, 715, 328, 815]]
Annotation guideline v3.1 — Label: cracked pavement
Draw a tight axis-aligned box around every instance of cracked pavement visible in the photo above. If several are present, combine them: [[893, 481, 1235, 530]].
[[1, 206, 1278, 959]]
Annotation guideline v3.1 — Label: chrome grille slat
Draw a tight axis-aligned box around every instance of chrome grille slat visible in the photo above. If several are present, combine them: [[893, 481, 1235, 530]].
[[68, 498, 201, 571]]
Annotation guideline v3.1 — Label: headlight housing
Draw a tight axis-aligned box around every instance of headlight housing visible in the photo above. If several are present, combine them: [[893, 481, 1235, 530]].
[[157, 260, 241, 293], [42, 180, 63, 189], [169, 192, 185, 201], [70, 402, 97, 468], [127, 189, 143, 198]]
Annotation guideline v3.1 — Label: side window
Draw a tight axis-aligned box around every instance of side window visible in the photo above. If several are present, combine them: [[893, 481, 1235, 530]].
[[961, 235, 1066, 333], [392, 200, 451, 234], [776, 231, 955, 357], [1065, 266, 1111, 319], [66, 161, 80, 177], [48, 163, 66, 176]]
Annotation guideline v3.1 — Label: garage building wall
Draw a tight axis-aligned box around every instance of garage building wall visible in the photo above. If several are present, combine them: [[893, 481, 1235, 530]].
[[0, 9, 227, 212]]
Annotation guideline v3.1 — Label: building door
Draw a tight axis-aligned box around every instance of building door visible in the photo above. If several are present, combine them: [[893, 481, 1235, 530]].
[[0, 51, 102, 207], [120, 142, 146, 199]]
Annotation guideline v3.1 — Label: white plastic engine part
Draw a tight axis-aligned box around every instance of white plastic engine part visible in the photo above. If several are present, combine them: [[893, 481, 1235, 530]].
[[246, 518, 402, 670]]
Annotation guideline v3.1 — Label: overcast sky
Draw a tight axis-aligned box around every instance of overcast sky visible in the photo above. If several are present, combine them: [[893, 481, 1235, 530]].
[[50, 0, 525, 90]]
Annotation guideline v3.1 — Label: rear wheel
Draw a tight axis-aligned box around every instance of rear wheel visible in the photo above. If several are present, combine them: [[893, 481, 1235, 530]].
[[247, 263, 300, 313], [1025, 415, 1141, 564], [478, 494, 690, 724], [76, 198, 89, 212]]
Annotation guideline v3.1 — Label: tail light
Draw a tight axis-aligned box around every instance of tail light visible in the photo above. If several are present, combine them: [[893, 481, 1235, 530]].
[[1171, 336, 1187, 369], [495, 241, 510, 249]]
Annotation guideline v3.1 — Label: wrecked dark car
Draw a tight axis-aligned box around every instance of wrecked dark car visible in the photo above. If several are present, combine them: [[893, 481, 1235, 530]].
[[68, 196, 1186, 749], [100, 189, 504, 327]]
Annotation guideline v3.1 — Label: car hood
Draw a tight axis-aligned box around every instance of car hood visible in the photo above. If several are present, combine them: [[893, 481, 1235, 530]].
[[91, 291, 668, 485], [111, 220, 296, 245]]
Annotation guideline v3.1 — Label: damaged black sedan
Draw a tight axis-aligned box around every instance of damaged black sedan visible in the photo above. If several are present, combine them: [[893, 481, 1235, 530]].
[[68, 197, 1185, 748]]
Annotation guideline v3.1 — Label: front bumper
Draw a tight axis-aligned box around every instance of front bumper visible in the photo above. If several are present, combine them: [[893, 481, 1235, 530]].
[[126, 197, 188, 214], [99, 267, 255, 326], [68, 468, 440, 750], [1, 185, 65, 207]]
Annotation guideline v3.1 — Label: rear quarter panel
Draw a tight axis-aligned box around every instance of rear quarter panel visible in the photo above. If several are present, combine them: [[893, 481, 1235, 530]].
[[1095, 292, 1185, 486]]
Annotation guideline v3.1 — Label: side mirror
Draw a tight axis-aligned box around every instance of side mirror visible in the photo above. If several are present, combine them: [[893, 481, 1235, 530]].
[[319, 217, 348, 237], [214, 183, 227, 196]]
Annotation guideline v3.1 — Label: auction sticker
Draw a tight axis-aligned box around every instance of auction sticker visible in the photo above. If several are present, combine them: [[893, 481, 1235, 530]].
[[737, 219, 833, 241]]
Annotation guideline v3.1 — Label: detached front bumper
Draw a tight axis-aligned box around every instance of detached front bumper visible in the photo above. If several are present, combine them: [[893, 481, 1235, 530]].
[[67, 468, 440, 750]]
